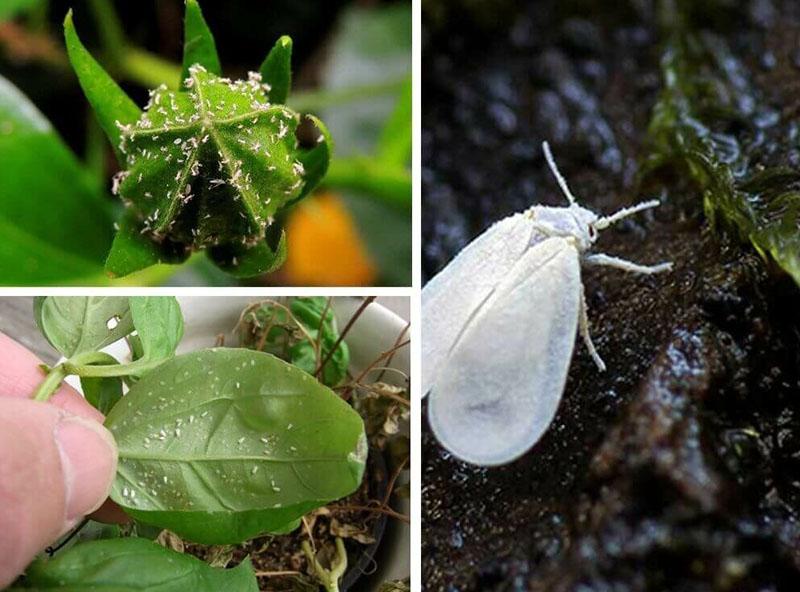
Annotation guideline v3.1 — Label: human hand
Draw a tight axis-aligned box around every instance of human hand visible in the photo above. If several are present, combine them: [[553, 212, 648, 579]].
[[0, 332, 119, 588]]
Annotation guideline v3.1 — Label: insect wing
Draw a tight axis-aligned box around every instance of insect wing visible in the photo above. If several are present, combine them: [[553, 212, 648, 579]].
[[422, 213, 535, 397], [428, 237, 581, 466]]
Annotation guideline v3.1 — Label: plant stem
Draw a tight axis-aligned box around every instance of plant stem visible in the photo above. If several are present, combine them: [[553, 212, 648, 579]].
[[64, 356, 164, 378], [87, 0, 126, 68], [121, 47, 182, 90], [302, 537, 347, 592], [289, 79, 407, 112], [32, 365, 67, 402], [316, 296, 376, 379], [324, 158, 411, 212]]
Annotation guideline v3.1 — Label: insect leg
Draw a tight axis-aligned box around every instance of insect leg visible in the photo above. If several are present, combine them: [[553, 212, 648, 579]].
[[585, 253, 672, 274], [579, 283, 606, 372]]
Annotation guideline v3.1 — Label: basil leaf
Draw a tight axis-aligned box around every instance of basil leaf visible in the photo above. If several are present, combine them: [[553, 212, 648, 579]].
[[80, 354, 123, 415], [240, 297, 349, 387], [63, 10, 141, 165], [259, 36, 292, 105], [105, 348, 366, 544], [129, 297, 184, 363], [34, 297, 133, 357], [290, 297, 349, 388], [181, 0, 222, 82], [18, 538, 257, 591]]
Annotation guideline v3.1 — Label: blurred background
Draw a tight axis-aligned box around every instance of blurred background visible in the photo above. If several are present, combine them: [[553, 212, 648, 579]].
[[0, 0, 411, 286]]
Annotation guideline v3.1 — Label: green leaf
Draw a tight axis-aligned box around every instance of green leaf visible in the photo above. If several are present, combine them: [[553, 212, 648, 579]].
[[208, 229, 287, 278], [113, 65, 312, 277], [181, 0, 222, 83], [239, 297, 349, 387], [645, 25, 800, 288], [18, 538, 258, 591], [0, 0, 43, 21], [376, 77, 411, 167], [290, 297, 349, 387], [34, 297, 133, 357], [0, 75, 114, 285], [80, 354, 123, 414], [63, 10, 141, 165], [259, 36, 292, 105], [129, 297, 184, 363], [292, 114, 333, 205], [105, 210, 181, 278], [105, 348, 366, 544]]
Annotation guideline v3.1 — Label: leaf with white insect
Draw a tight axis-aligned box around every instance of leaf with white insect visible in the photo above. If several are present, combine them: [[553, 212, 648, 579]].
[[105, 348, 366, 544], [65, 2, 332, 278], [115, 66, 307, 258]]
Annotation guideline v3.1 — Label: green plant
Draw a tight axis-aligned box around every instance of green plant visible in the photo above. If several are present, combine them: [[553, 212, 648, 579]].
[[19, 296, 366, 589], [13, 538, 259, 591], [239, 297, 350, 388], [643, 3, 800, 287], [64, 0, 332, 278]]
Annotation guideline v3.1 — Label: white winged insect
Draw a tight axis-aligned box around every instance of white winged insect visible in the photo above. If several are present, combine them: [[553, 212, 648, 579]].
[[423, 141, 672, 466]]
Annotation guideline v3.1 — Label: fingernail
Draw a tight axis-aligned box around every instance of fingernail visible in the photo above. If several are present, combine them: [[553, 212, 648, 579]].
[[55, 416, 118, 521]]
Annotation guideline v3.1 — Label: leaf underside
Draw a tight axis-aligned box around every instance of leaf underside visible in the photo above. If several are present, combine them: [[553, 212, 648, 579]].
[[112, 65, 325, 277], [105, 348, 366, 544], [20, 538, 258, 591], [65, 4, 332, 278], [34, 296, 133, 357]]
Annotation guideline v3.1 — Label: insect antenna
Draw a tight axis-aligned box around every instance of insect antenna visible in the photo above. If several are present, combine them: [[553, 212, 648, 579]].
[[542, 141, 577, 205], [594, 199, 660, 230]]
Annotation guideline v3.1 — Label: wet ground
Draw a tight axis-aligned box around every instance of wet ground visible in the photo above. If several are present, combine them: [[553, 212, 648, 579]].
[[422, 1, 800, 590]]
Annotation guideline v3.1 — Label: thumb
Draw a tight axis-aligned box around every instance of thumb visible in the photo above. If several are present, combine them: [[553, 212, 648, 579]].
[[0, 398, 118, 588]]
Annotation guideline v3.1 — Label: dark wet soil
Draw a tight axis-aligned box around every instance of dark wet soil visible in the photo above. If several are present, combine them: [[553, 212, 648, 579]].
[[422, 1, 800, 590]]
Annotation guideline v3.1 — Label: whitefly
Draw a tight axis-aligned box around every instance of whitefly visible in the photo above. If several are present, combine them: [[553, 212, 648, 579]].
[[422, 141, 672, 466]]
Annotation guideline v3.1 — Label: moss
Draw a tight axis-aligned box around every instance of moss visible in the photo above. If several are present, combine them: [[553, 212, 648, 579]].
[[643, 3, 800, 287]]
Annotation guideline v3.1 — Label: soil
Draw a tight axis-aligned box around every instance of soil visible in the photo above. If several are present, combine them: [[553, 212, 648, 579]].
[[422, 1, 800, 590], [185, 448, 388, 592]]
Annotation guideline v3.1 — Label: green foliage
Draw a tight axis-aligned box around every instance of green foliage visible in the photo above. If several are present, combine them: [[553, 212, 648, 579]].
[[260, 36, 293, 105], [0, 0, 44, 21], [645, 16, 800, 286], [80, 356, 124, 415], [33, 296, 183, 386], [0, 75, 114, 285], [64, 11, 142, 165], [240, 297, 350, 387], [34, 296, 133, 357], [129, 297, 184, 364], [318, 3, 411, 285], [105, 348, 366, 544], [15, 538, 258, 591], [181, 0, 222, 81], [64, 2, 332, 278]]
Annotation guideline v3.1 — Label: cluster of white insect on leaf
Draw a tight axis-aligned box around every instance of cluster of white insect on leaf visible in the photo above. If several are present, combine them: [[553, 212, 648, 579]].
[[111, 64, 308, 249], [422, 141, 673, 467]]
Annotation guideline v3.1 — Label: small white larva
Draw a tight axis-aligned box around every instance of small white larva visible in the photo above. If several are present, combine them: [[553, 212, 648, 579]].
[[422, 141, 672, 467]]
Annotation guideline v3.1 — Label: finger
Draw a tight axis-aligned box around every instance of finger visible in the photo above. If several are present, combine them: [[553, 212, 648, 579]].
[[0, 332, 103, 422], [0, 398, 117, 588]]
